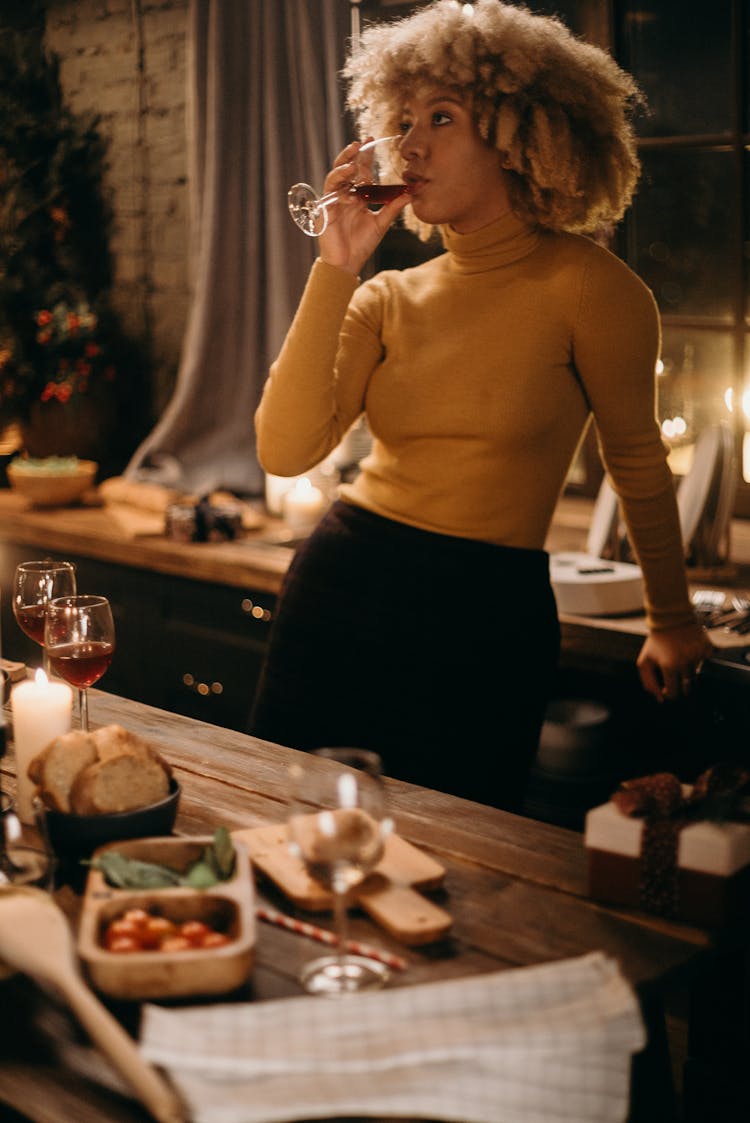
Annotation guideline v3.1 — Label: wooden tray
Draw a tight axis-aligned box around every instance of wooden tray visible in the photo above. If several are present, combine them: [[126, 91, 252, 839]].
[[77, 836, 255, 1000], [234, 823, 452, 946]]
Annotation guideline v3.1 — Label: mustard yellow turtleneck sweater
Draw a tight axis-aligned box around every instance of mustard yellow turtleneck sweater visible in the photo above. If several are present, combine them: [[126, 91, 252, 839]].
[[255, 211, 693, 631]]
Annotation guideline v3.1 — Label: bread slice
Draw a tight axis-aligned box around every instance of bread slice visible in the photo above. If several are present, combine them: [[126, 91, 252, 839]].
[[29, 731, 98, 812], [92, 723, 173, 777], [29, 723, 172, 815], [70, 752, 170, 815]]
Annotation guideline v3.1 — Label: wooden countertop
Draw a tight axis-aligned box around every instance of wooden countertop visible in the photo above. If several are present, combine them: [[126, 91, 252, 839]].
[[2, 489, 749, 655], [0, 689, 727, 1122], [0, 490, 293, 595]]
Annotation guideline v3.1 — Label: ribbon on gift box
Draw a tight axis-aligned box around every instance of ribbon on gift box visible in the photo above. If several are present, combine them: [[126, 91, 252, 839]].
[[611, 764, 750, 917]]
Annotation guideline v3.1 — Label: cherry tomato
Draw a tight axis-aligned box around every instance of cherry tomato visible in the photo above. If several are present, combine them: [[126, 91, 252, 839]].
[[104, 918, 142, 944], [121, 908, 151, 928], [141, 916, 177, 948], [159, 935, 192, 953], [179, 920, 211, 945], [107, 935, 141, 954], [200, 931, 231, 949]]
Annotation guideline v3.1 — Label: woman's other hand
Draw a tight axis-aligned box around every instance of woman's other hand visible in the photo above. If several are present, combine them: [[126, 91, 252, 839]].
[[318, 140, 410, 276], [637, 621, 715, 702]]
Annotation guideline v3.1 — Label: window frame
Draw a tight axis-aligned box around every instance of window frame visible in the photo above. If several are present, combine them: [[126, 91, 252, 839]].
[[612, 0, 750, 515]]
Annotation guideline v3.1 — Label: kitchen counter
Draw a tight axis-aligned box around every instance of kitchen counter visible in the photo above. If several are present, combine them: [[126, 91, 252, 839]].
[[0, 489, 748, 749], [0, 490, 292, 595], [3, 488, 750, 597], [0, 490, 296, 731]]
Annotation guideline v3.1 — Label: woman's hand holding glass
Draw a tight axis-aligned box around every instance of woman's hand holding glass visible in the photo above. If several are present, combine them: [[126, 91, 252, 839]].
[[290, 137, 411, 275]]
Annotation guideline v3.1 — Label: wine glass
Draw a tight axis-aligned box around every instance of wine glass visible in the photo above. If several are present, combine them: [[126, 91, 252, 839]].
[[44, 595, 115, 732], [12, 560, 77, 675], [288, 747, 393, 996], [288, 135, 410, 236]]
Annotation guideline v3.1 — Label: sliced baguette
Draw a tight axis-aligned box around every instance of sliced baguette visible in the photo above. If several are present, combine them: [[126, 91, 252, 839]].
[[92, 723, 173, 777], [29, 731, 98, 812], [29, 723, 172, 815], [70, 752, 170, 815]]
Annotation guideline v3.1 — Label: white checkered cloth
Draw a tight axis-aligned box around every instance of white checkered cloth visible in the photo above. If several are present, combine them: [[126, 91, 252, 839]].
[[140, 951, 645, 1123]]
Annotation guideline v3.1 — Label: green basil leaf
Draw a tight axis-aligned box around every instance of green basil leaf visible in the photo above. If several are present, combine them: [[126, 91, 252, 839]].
[[183, 860, 218, 889], [212, 825, 235, 880]]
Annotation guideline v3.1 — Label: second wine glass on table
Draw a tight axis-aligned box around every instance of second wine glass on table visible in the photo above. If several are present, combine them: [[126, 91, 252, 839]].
[[288, 135, 411, 236], [288, 747, 393, 996], [44, 595, 115, 732], [12, 560, 77, 675]]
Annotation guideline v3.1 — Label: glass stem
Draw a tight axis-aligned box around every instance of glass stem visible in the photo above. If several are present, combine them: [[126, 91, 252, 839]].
[[332, 888, 350, 978], [42, 647, 51, 678], [79, 689, 89, 732]]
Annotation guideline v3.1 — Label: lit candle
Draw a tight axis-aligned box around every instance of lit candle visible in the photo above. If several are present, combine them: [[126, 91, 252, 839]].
[[11, 669, 73, 823], [282, 476, 327, 532], [265, 473, 295, 516]]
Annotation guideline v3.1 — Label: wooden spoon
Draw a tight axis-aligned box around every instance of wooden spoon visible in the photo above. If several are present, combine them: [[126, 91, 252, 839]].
[[0, 886, 186, 1123]]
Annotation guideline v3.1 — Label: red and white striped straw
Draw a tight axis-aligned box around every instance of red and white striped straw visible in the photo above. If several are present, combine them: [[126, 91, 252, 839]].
[[256, 905, 408, 971]]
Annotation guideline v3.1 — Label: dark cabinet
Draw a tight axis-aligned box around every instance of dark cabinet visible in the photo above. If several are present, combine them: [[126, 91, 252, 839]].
[[0, 542, 276, 732]]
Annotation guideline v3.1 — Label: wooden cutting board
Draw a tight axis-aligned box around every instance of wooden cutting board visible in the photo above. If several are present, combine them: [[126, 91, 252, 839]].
[[234, 823, 452, 946]]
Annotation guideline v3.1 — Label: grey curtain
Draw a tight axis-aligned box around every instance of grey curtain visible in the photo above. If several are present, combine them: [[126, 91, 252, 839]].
[[127, 0, 348, 495]]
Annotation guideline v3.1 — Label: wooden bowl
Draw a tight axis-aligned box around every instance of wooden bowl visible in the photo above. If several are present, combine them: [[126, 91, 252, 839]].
[[77, 835, 255, 1000], [7, 458, 98, 507]]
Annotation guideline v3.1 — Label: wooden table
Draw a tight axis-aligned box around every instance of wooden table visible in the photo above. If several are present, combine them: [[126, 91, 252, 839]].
[[0, 691, 742, 1123]]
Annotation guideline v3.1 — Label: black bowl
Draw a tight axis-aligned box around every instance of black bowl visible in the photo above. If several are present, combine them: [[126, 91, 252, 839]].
[[41, 779, 181, 861]]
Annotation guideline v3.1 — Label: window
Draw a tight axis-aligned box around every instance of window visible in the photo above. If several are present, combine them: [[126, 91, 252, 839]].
[[615, 0, 750, 513]]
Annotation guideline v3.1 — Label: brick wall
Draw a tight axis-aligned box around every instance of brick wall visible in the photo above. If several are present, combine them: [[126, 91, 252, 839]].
[[44, 0, 191, 416]]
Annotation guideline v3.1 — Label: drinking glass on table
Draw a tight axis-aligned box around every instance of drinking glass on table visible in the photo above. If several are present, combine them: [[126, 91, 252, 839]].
[[287, 747, 393, 996], [12, 560, 77, 675], [44, 595, 115, 732], [288, 135, 410, 236]]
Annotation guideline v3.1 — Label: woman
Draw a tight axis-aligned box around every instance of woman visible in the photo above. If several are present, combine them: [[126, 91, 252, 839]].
[[250, 0, 712, 810]]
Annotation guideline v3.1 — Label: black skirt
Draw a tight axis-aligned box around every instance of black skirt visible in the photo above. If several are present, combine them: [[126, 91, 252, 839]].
[[249, 500, 560, 811]]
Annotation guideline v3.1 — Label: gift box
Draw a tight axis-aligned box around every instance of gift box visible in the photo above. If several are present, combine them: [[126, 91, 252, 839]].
[[584, 767, 750, 927]]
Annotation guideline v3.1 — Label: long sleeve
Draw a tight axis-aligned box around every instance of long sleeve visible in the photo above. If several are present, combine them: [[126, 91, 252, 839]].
[[255, 260, 378, 476], [572, 249, 693, 630]]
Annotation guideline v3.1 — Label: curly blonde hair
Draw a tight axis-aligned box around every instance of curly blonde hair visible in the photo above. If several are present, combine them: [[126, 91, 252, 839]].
[[343, 0, 645, 238]]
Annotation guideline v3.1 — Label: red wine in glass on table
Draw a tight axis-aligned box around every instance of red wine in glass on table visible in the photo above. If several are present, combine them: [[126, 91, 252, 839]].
[[15, 605, 46, 645], [13, 560, 77, 673], [47, 641, 114, 690], [45, 595, 115, 732]]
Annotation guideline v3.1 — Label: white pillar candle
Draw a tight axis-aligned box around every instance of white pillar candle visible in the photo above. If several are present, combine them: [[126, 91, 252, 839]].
[[11, 670, 73, 823], [282, 476, 327, 532], [265, 473, 297, 517]]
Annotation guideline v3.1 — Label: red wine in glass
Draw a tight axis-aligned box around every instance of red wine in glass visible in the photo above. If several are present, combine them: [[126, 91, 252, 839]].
[[350, 183, 411, 204], [47, 641, 114, 690], [288, 135, 409, 235], [45, 595, 115, 731], [14, 604, 47, 646], [13, 560, 77, 674]]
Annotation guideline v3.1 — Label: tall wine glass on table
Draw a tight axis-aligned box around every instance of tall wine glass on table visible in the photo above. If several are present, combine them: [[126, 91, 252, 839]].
[[288, 747, 393, 996], [45, 595, 115, 732], [12, 560, 77, 675]]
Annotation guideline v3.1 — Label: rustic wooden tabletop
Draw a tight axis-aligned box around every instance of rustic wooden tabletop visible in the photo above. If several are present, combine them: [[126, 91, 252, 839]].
[[0, 690, 729, 1123]]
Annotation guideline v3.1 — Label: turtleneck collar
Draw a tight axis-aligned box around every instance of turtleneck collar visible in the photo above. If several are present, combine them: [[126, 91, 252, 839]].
[[440, 210, 541, 274]]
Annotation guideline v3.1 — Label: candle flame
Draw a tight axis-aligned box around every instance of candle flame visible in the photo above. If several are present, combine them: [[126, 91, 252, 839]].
[[293, 476, 313, 497], [34, 668, 49, 686]]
